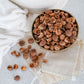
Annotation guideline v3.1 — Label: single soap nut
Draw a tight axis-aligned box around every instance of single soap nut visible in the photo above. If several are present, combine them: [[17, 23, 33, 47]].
[[13, 64, 18, 69], [7, 65, 13, 71], [23, 53, 28, 59], [29, 63, 34, 68], [11, 50, 16, 55], [15, 52, 20, 57], [18, 40, 25, 46], [30, 49, 37, 57], [24, 48, 29, 53], [28, 45, 32, 49], [14, 75, 20, 81], [21, 66, 27, 71], [19, 48, 24, 53]]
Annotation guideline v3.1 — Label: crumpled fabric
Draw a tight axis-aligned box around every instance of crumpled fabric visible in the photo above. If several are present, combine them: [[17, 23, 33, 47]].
[[42, 40, 80, 77], [0, 0, 28, 67]]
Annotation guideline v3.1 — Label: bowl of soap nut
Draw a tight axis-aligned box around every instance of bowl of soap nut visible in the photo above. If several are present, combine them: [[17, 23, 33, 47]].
[[32, 9, 79, 52]]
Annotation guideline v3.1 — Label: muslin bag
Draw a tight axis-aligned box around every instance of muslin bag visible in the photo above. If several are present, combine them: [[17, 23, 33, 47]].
[[42, 41, 80, 77]]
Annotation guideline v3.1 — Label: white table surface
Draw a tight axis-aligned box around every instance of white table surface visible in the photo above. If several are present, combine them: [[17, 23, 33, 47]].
[[0, 0, 84, 84]]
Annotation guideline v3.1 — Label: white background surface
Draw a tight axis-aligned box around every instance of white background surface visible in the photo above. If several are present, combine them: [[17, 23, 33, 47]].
[[0, 0, 84, 84]]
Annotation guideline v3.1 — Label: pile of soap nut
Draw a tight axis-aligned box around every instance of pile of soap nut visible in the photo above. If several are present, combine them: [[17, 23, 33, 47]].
[[32, 10, 78, 51]]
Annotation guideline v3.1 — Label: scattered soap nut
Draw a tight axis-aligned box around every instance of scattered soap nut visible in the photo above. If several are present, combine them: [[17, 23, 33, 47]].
[[23, 53, 28, 59], [18, 40, 25, 46], [18, 41, 46, 69], [28, 38, 34, 44], [30, 49, 37, 57], [19, 48, 24, 53], [38, 53, 43, 57], [15, 52, 20, 57], [32, 55, 39, 62], [7, 65, 13, 71], [21, 66, 27, 71], [42, 59, 48, 63], [38, 53, 44, 59], [11, 52, 14, 55], [33, 62, 38, 67], [28, 45, 32, 49], [24, 48, 29, 53], [13, 64, 18, 69], [11, 50, 16, 55], [29, 63, 34, 68], [14, 75, 20, 81]]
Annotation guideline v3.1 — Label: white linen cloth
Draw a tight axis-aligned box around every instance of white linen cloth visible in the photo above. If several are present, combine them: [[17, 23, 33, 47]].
[[0, 0, 28, 67], [42, 41, 80, 77]]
